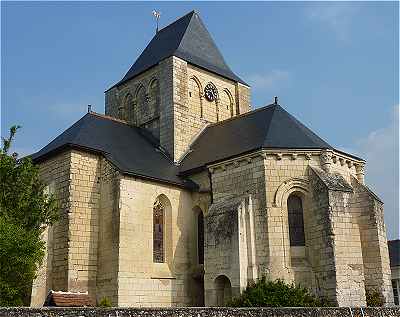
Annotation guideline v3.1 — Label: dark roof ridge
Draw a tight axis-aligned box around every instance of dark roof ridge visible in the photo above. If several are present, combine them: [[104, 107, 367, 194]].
[[158, 10, 195, 33], [262, 104, 279, 143], [111, 10, 246, 89], [206, 103, 276, 128], [89, 111, 130, 125]]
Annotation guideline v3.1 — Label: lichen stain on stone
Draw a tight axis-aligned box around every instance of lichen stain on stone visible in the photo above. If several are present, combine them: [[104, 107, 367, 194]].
[[206, 195, 244, 246]]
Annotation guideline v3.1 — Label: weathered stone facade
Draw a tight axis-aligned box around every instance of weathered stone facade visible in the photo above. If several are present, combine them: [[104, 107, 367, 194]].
[[202, 150, 394, 306], [105, 57, 251, 162], [30, 11, 394, 308]]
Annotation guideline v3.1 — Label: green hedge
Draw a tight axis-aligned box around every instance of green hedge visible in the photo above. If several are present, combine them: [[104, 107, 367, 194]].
[[227, 276, 330, 307]]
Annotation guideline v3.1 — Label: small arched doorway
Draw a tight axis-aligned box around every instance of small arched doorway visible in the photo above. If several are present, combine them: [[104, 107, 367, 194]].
[[215, 275, 232, 306]]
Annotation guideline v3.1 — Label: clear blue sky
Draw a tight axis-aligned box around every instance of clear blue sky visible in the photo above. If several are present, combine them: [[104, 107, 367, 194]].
[[1, 2, 399, 238]]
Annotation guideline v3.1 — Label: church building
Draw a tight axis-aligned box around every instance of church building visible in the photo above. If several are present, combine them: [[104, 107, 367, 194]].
[[30, 11, 394, 307]]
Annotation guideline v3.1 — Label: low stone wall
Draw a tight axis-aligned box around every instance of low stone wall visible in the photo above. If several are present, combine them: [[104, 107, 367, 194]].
[[1, 307, 400, 317]]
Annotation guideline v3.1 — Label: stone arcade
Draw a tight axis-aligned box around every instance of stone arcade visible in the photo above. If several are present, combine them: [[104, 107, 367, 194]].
[[30, 11, 394, 307]]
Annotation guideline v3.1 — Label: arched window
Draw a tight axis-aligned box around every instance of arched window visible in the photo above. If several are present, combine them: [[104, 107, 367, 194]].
[[219, 89, 234, 121], [117, 105, 126, 120], [153, 199, 164, 263], [188, 77, 202, 117], [148, 79, 160, 117], [124, 93, 135, 125], [146, 79, 161, 140], [197, 212, 204, 264], [287, 194, 305, 246], [135, 85, 146, 125]]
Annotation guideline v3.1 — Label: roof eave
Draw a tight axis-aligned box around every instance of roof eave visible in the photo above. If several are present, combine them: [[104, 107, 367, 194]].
[[33, 143, 194, 190]]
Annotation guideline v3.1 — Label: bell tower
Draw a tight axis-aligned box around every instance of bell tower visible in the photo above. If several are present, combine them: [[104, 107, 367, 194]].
[[105, 11, 251, 162]]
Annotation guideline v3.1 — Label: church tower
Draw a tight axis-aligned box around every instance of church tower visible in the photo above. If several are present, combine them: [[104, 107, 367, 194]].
[[105, 11, 251, 162]]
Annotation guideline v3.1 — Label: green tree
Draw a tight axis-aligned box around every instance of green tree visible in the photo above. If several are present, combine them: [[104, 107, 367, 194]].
[[227, 276, 330, 307], [0, 126, 58, 306]]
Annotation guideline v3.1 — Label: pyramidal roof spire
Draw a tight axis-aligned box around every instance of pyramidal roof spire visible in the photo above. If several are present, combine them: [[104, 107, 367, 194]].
[[115, 11, 247, 87]]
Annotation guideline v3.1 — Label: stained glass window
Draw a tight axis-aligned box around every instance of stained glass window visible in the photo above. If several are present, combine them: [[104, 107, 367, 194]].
[[287, 194, 305, 246], [153, 200, 164, 263], [198, 212, 204, 264]]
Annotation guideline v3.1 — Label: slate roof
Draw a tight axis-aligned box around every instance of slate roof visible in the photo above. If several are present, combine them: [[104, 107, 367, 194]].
[[180, 103, 343, 173], [388, 240, 400, 267], [113, 10, 247, 88], [31, 113, 193, 188]]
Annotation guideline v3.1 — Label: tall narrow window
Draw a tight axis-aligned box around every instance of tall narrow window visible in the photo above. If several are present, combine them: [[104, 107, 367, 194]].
[[287, 194, 305, 246], [153, 199, 164, 263], [197, 212, 204, 264]]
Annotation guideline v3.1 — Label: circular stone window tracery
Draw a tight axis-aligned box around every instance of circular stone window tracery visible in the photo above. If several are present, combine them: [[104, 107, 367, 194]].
[[204, 82, 218, 102]]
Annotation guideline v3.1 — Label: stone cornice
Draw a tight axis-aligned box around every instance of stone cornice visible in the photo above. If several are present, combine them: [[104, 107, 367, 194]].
[[207, 149, 365, 174]]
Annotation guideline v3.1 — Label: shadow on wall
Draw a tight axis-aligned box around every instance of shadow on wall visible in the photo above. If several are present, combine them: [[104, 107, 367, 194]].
[[172, 194, 206, 306]]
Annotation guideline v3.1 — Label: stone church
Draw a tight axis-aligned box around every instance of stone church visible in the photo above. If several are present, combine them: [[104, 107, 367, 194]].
[[30, 11, 394, 307]]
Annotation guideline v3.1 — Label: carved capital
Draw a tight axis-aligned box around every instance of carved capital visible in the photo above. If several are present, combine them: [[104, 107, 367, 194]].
[[347, 160, 353, 168], [320, 150, 333, 173], [291, 153, 298, 160], [355, 163, 365, 184], [305, 153, 312, 160], [276, 153, 283, 161]]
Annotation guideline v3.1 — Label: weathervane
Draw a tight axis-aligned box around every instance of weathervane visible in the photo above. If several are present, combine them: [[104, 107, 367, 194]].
[[152, 10, 161, 34]]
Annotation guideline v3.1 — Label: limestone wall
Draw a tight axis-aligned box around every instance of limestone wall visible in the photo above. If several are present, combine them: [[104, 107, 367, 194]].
[[173, 58, 251, 162], [205, 148, 389, 307], [116, 175, 201, 307], [206, 154, 266, 303], [308, 172, 337, 302], [204, 195, 257, 306], [105, 56, 251, 163], [32, 150, 118, 307], [351, 178, 394, 305], [67, 151, 101, 301], [105, 66, 160, 133], [236, 82, 251, 114], [96, 159, 120, 304], [327, 186, 365, 306], [187, 64, 238, 121], [31, 151, 72, 306]]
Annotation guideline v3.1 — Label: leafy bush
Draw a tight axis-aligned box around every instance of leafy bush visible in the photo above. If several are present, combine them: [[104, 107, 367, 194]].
[[366, 289, 384, 307], [0, 126, 59, 306], [227, 276, 330, 307], [98, 297, 112, 307]]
